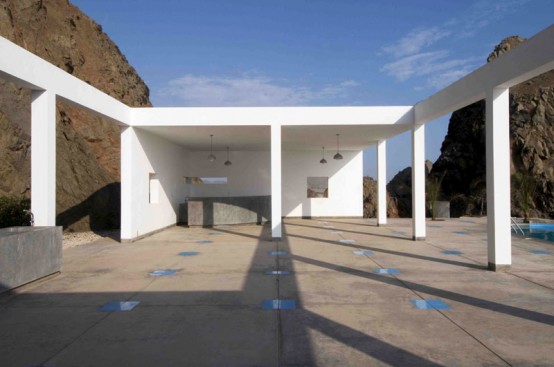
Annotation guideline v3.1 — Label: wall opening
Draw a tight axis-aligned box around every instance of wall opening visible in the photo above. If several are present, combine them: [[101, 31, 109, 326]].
[[307, 177, 328, 198], [149, 173, 159, 204]]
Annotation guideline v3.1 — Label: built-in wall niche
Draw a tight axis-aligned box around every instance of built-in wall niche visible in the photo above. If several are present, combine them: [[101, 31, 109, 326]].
[[307, 177, 328, 198], [184, 177, 228, 184], [149, 173, 159, 204]]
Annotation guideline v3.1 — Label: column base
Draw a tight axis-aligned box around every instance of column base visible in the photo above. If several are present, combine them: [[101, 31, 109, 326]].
[[377, 222, 386, 227], [488, 263, 511, 272], [412, 236, 426, 241], [272, 237, 282, 241]]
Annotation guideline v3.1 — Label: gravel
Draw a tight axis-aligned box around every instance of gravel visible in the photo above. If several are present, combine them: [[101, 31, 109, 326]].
[[63, 230, 119, 249]]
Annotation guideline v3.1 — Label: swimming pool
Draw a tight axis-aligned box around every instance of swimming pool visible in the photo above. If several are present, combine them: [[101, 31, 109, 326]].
[[513, 223, 554, 242]]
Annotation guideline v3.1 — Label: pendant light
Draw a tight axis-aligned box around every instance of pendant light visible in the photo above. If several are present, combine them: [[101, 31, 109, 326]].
[[224, 146, 232, 166], [333, 133, 343, 160], [208, 134, 216, 162], [320, 146, 327, 164]]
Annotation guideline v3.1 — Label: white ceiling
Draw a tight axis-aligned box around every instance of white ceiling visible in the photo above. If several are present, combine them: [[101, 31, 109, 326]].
[[138, 123, 412, 151]]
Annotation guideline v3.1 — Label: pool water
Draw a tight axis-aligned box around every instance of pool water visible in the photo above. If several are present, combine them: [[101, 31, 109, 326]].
[[513, 223, 554, 242]]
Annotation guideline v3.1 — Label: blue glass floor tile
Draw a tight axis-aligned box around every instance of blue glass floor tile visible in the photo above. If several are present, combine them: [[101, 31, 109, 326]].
[[269, 250, 288, 256], [411, 299, 450, 310], [353, 250, 373, 255], [340, 239, 355, 244], [179, 251, 199, 256], [262, 299, 296, 310], [150, 269, 177, 276], [392, 231, 405, 235], [208, 232, 221, 236], [265, 270, 291, 275], [453, 231, 468, 235], [196, 240, 213, 244], [99, 301, 140, 312], [374, 268, 400, 275], [530, 250, 553, 255], [442, 250, 463, 255]]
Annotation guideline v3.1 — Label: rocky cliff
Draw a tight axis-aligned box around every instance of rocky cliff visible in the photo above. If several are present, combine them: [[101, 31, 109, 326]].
[[430, 36, 554, 218], [0, 0, 151, 230], [363, 177, 399, 218]]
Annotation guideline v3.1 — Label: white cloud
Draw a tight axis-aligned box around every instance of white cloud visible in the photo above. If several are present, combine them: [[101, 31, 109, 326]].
[[420, 68, 475, 90], [382, 27, 450, 57], [157, 74, 359, 107], [381, 51, 476, 82], [379, 0, 530, 90]]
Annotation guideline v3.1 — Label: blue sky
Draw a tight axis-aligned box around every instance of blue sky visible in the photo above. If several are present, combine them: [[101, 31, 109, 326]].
[[70, 0, 553, 181]]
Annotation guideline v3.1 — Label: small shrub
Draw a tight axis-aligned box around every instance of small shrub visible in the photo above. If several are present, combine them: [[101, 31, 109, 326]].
[[0, 196, 31, 228]]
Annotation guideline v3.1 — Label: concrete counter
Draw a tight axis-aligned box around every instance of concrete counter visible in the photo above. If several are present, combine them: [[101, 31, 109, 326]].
[[185, 196, 270, 226]]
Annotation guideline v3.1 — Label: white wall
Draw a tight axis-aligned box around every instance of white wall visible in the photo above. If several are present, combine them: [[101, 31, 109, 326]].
[[282, 150, 363, 217], [184, 151, 271, 198], [121, 127, 188, 240]]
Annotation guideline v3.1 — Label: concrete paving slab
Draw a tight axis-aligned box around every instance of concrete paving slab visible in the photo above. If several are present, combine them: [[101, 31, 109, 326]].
[[2, 219, 554, 366], [280, 304, 508, 367], [45, 306, 278, 367]]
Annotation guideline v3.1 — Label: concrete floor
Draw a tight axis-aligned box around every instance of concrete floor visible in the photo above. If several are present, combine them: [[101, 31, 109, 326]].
[[1, 218, 553, 367]]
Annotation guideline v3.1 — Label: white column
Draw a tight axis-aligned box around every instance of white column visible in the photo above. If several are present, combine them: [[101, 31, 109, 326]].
[[31, 90, 56, 226], [486, 88, 511, 271], [120, 126, 135, 241], [412, 124, 426, 240], [271, 124, 282, 239], [377, 140, 387, 226]]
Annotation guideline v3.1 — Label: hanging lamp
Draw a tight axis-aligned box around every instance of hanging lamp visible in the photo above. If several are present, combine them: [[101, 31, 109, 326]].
[[224, 147, 232, 166], [320, 146, 327, 164], [333, 134, 343, 160], [208, 134, 216, 162]]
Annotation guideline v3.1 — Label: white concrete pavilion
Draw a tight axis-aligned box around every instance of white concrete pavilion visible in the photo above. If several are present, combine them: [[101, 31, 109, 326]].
[[1, 25, 553, 271]]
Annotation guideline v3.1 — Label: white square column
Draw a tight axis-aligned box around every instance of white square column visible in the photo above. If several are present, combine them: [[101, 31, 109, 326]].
[[271, 124, 282, 239], [31, 90, 56, 226], [412, 124, 426, 240], [120, 126, 136, 241], [486, 88, 511, 271], [377, 140, 387, 226]]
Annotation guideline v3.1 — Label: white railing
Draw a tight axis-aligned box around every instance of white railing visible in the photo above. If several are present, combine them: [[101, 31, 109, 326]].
[[511, 217, 525, 235]]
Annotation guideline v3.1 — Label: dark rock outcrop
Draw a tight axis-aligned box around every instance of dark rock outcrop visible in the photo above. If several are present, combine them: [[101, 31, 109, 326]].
[[0, 0, 152, 231], [386, 161, 432, 218], [431, 36, 554, 218]]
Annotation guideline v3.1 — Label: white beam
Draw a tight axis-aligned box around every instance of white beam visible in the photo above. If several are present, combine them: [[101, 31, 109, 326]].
[[131, 106, 414, 127], [0, 36, 129, 125], [415, 25, 554, 124], [271, 124, 282, 239], [31, 90, 56, 226], [486, 88, 511, 271], [377, 140, 387, 226], [412, 124, 426, 240]]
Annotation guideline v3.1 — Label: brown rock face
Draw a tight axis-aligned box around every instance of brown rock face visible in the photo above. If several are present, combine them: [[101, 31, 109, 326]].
[[0, 0, 151, 231], [363, 176, 398, 219], [431, 36, 554, 218]]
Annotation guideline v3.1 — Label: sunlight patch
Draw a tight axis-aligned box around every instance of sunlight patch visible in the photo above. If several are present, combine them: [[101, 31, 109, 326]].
[[99, 301, 140, 312], [262, 299, 296, 310], [179, 251, 199, 257], [374, 268, 400, 275], [411, 299, 450, 310], [353, 250, 373, 256], [269, 251, 288, 256], [442, 250, 463, 255], [149, 269, 177, 276]]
